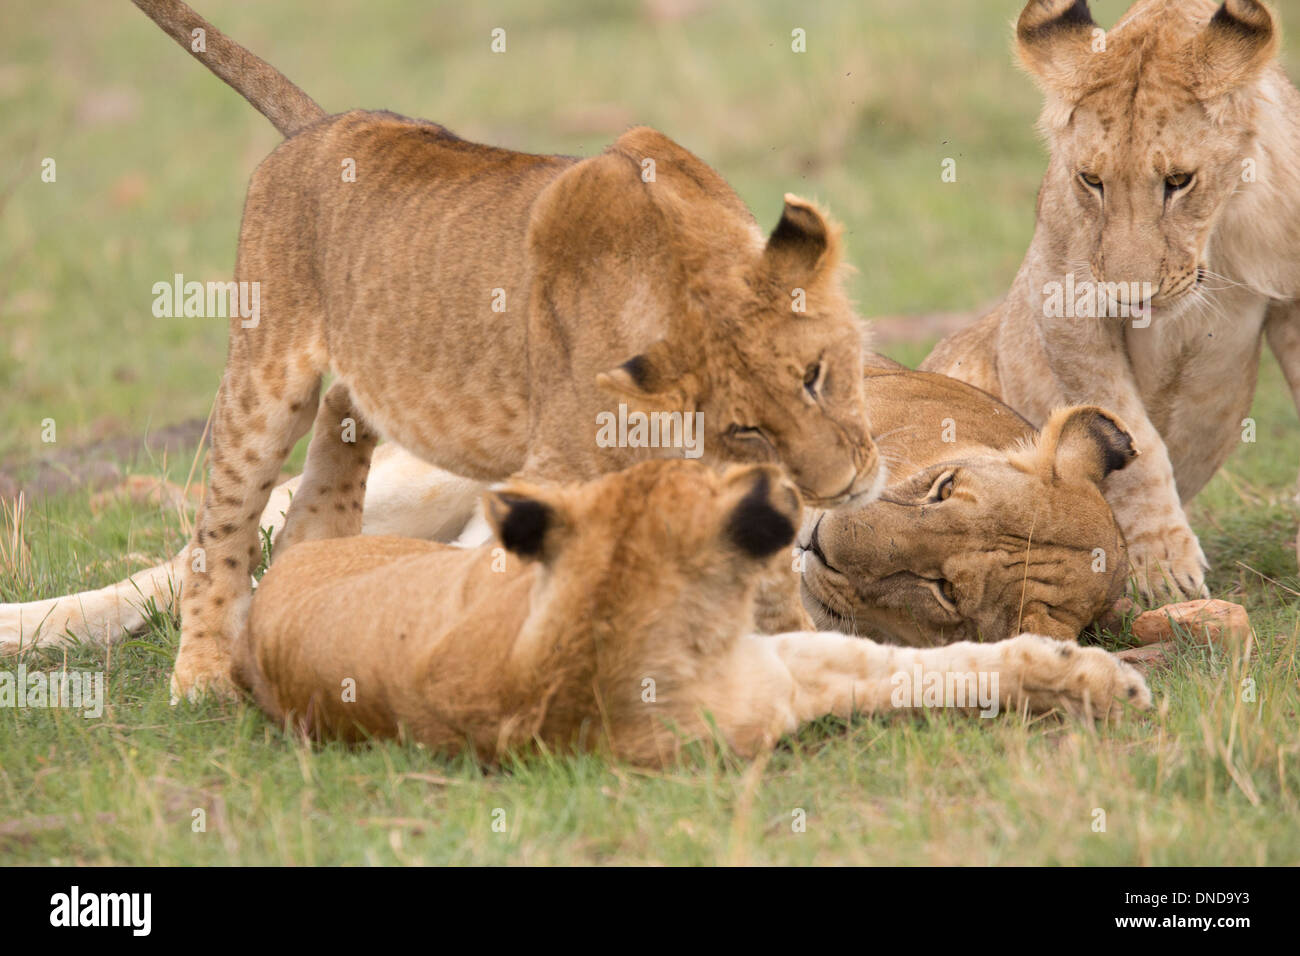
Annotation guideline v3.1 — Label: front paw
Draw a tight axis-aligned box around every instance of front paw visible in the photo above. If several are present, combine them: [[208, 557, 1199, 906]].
[[1003, 634, 1152, 719], [1126, 523, 1209, 603]]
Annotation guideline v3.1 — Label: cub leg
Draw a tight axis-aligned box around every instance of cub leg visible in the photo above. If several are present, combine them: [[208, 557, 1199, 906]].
[[707, 632, 1154, 759], [1027, 313, 1206, 601], [764, 630, 1150, 724], [700, 631, 1151, 757], [174, 363, 320, 702], [1264, 303, 1300, 571], [275, 381, 379, 554]]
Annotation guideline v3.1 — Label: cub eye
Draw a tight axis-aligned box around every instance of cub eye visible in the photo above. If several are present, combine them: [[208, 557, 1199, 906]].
[[1079, 172, 1103, 190], [1165, 172, 1192, 191], [803, 360, 824, 398], [927, 471, 956, 502], [728, 425, 766, 442]]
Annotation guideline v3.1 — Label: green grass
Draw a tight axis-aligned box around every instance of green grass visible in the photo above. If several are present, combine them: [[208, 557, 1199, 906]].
[[2, 0, 1300, 864]]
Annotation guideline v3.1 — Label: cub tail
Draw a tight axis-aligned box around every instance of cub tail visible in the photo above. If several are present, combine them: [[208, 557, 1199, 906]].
[[131, 0, 326, 137]]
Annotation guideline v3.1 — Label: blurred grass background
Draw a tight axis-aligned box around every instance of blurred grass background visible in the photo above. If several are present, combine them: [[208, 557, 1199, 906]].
[[2, 1, 1300, 865]]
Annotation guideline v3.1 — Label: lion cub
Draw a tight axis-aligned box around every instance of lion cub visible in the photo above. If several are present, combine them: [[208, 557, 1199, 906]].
[[131, 0, 877, 700], [233, 461, 1149, 765]]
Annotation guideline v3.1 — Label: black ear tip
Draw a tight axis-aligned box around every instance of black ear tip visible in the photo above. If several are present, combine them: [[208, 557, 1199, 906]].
[[770, 200, 827, 248], [1212, 0, 1271, 34], [727, 474, 797, 559], [498, 497, 552, 557], [620, 354, 650, 388], [1087, 411, 1136, 477], [1020, 0, 1095, 38]]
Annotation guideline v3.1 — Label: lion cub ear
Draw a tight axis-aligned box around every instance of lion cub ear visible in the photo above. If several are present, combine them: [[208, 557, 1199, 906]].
[[483, 485, 566, 561], [1036, 406, 1138, 486], [595, 339, 689, 409], [758, 194, 842, 295], [1015, 0, 1098, 100], [720, 465, 801, 560], [1191, 0, 1278, 100]]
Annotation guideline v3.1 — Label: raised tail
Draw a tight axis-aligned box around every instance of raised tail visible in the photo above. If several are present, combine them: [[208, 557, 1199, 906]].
[[131, 0, 326, 137]]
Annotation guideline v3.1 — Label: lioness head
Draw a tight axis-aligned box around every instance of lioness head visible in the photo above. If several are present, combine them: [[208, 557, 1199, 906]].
[[485, 459, 801, 649], [1016, 0, 1279, 312], [531, 127, 878, 507], [799, 406, 1136, 644]]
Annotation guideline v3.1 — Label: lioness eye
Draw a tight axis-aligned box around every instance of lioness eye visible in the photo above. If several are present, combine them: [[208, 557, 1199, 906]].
[[728, 425, 766, 441], [1165, 172, 1192, 191], [927, 472, 956, 502], [927, 578, 957, 611], [1079, 172, 1103, 190]]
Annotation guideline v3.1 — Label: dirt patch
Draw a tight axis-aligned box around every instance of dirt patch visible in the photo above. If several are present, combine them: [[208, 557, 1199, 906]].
[[0, 418, 208, 502]]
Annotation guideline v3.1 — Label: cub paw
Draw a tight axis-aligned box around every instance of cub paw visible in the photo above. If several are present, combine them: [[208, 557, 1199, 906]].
[[169, 641, 238, 705], [1126, 523, 1209, 604], [1004, 634, 1152, 719]]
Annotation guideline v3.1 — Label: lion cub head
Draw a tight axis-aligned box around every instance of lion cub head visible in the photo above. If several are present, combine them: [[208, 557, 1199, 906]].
[[486, 459, 801, 656], [528, 127, 878, 507], [1016, 0, 1280, 313], [800, 406, 1136, 644]]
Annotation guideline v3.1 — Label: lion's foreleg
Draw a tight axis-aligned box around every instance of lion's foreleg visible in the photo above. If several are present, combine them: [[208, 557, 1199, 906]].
[[0, 471, 302, 653]]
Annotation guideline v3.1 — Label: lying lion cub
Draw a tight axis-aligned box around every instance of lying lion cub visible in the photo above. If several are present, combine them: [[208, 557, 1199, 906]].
[[232, 460, 1149, 764]]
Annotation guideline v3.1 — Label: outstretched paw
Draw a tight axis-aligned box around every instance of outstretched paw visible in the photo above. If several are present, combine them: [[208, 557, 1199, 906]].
[[1002, 634, 1152, 719]]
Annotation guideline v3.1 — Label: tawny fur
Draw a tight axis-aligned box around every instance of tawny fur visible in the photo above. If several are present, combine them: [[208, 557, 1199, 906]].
[[231, 460, 1150, 767], [922, 0, 1300, 598], [800, 356, 1135, 644], [2, 362, 1133, 655], [130, 1, 878, 699]]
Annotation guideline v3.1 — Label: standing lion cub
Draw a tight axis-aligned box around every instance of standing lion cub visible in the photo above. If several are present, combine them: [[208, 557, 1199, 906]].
[[131, 1, 879, 700], [234, 460, 1150, 765], [924, 0, 1300, 599]]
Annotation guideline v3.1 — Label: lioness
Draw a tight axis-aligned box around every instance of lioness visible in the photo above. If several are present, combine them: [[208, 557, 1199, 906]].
[[233, 459, 1149, 765], [923, 0, 1300, 599], [800, 357, 1135, 644], [0, 360, 1134, 652], [131, 1, 877, 699]]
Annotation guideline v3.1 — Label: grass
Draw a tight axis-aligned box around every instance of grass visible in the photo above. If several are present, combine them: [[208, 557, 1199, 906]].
[[1, 0, 1299, 865]]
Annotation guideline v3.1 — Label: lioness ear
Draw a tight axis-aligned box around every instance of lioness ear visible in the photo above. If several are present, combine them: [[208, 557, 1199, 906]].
[[1037, 406, 1138, 485], [1016, 0, 1099, 98], [759, 194, 842, 292], [721, 466, 801, 559], [1190, 0, 1278, 100], [484, 485, 565, 561], [595, 339, 687, 407]]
